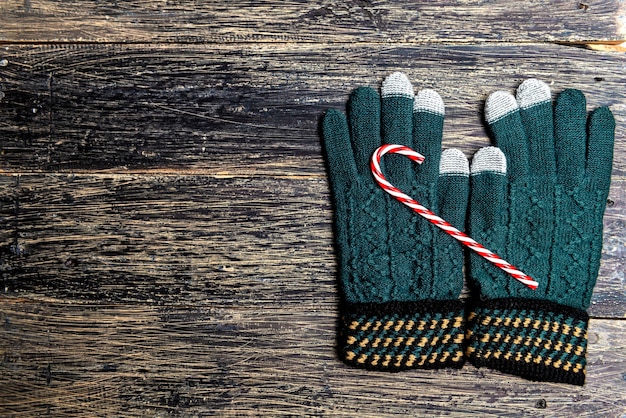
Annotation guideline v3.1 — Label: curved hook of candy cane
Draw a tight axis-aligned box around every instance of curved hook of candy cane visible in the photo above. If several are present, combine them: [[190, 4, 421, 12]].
[[371, 144, 538, 291]]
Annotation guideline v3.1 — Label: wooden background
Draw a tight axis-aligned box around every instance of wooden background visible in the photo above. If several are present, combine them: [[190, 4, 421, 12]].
[[1, 1, 625, 416]]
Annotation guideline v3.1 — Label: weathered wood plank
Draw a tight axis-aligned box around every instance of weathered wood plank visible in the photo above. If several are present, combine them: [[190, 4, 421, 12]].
[[0, 174, 624, 318], [0, 174, 335, 305], [0, 2, 623, 416], [0, 44, 625, 176], [0, 1, 624, 43], [1, 298, 625, 417], [0, 176, 16, 265], [0, 32, 624, 418]]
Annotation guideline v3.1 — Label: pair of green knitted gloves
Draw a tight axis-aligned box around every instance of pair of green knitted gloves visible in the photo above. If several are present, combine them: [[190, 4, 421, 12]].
[[322, 73, 614, 386]]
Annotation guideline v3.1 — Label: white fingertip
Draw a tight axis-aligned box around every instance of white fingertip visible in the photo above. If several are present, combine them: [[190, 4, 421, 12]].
[[439, 148, 469, 176], [516, 78, 551, 109], [485, 91, 518, 124], [381, 72, 415, 99], [414, 89, 445, 116], [471, 146, 506, 175]]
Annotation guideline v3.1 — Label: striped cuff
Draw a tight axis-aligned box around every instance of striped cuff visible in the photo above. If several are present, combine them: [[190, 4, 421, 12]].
[[338, 300, 465, 371], [465, 298, 589, 386]]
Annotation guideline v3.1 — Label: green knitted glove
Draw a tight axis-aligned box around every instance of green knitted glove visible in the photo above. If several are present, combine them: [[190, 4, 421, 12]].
[[466, 79, 615, 385], [322, 73, 469, 371]]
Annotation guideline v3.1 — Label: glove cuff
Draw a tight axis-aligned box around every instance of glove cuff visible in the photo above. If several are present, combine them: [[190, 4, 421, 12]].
[[465, 298, 589, 385], [338, 300, 465, 371]]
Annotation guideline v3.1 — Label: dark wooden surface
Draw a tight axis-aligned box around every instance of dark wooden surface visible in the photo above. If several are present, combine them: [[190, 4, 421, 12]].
[[0, 1, 624, 43], [1, 2, 625, 417]]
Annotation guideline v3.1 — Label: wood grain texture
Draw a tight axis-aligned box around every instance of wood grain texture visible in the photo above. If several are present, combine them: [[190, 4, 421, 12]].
[[0, 44, 625, 175], [0, 0, 624, 43], [1, 298, 625, 417], [0, 174, 624, 318], [0, 174, 334, 306], [1, 3, 626, 416]]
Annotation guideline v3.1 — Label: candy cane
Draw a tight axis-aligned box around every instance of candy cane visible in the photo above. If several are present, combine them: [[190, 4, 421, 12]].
[[371, 144, 538, 290]]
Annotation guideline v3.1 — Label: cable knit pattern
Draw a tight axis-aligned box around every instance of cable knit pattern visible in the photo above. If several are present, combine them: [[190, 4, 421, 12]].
[[390, 184, 434, 300], [344, 181, 391, 302], [469, 174, 607, 385], [468, 81, 614, 385], [342, 180, 462, 303], [322, 73, 469, 371], [553, 179, 607, 307], [506, 178, 555, 299], [470, 176, 607, 307]]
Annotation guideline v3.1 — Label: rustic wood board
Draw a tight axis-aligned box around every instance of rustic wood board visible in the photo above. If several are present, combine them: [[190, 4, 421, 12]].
[[1, 4, 626, 416], [0, 174, 624, 318], [1, 298, 625, 417], [0, 44, 625, 175], [0, 1, 624, 43]]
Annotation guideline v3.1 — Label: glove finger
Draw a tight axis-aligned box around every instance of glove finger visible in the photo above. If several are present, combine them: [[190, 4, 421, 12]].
[[348, 86, 382, 176], [433, 149, 469, 299], [438, 149, 470, 229], [322, 109, 358, 182], [381, 72, 416, 189], [485, 91, 530, 182], [413, 89, 445, 186], [516, 79, 556, 178], [586, 106, 615, 194], [554, 89, 587, 187], [468, 147, 510, 299]]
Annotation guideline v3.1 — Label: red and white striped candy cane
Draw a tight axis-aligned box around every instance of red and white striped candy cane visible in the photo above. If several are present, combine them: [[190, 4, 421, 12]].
[[371, 143, 538, 290]]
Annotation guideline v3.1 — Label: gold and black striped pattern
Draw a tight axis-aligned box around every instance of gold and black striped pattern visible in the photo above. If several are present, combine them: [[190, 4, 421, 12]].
[[466, 301, 589, 385], [339, 306, 465, 371]]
